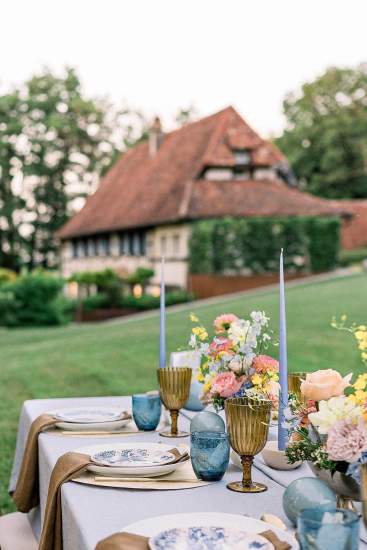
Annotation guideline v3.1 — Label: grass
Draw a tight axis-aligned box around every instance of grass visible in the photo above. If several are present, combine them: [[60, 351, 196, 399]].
[[1, 272, 367, 513]]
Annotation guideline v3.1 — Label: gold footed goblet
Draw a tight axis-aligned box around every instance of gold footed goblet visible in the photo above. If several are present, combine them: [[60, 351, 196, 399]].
[[288, 372, 307, 403], [157, 367, 192, 438], [225, 397, 271, 493]]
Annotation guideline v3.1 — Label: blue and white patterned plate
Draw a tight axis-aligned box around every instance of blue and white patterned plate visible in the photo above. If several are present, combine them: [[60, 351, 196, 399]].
[[91, 447, 176, 468], [149, 526, 273, 550]]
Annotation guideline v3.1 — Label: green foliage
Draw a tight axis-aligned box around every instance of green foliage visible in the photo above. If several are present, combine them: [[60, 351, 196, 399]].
[[0, 68, 149, 271], [306, 217, 340, 272], [339, 247, 367, 266], [189, 217, 340, 274], [81, 293, 110, 311], [71, 268, 123, 306], [125, 267, 154, 287], [120, 290, 193, 311], [276, 64, 367, 199], [0, 272, 71, 327], [0, 268, 17, 286]]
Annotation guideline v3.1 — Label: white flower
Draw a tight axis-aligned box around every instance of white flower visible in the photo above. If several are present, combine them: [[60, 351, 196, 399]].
[[228, 319, 250, 346], [198, 343, 209, 356], [189, 334, 197, 348], [263, 333, 271, 342], [308, 396, 362, 435], [250, 311, 269, 327]]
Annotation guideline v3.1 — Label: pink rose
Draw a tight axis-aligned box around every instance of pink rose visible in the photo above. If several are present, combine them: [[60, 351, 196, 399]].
[[214, 314, 238, 334], [300, 369, 352, 402], [253, 355, 279, 374], [210, 372, 244, 398]]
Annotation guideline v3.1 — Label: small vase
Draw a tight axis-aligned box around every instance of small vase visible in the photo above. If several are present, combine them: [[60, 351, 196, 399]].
[[170, 351, 204, 412], [308, 462, 360, 512]]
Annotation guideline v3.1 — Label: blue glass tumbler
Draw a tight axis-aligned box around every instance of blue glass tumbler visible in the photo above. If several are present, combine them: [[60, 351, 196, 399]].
[[191, 431, 230, 481], [132, 393, 161, 431], [297, 508, 359, 550]]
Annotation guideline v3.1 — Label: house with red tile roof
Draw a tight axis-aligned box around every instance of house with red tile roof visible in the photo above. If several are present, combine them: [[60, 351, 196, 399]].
[[57, 106, 347, 289]]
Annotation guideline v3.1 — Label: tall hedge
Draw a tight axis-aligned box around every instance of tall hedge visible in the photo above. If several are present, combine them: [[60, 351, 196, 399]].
[[189, 217, 340, 274]]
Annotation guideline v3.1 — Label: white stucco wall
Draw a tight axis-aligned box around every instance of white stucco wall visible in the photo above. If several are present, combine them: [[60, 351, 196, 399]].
[[60, 224, 191, 289]]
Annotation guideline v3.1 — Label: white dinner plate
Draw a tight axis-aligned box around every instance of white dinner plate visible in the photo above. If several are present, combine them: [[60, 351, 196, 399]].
[[121, 513, 298, 549], [49, 407, 131, 431], [51, 407, 128, 423], [76, 443, 189, 477]]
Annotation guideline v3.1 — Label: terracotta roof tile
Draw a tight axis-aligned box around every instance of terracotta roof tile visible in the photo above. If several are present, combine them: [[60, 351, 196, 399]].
[[57, 106, 345, 239]]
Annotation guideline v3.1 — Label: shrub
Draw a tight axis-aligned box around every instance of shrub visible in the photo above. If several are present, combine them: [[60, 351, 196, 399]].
[[81, 293, 110, 311], [70, 268, 123, 306], [0, 272, 71, 327], [0, 268, 17, 286], [125, 267, 155, 294], [189, 216, 341, 274], [120, 291, 193, 311]]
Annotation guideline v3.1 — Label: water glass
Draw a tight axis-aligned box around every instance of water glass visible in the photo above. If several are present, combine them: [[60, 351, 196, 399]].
[[191, 431, 230, 481], [297, 508, 359, 550], [132, 393, 161, 431]]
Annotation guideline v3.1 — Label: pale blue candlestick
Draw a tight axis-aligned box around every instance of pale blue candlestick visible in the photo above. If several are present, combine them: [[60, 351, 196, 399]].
[[159, 257, 166, 368], [278, 249, 288, 450]]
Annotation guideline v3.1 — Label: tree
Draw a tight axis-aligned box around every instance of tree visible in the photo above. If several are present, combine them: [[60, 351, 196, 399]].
[[0, 67, 148, 270], [276, 64, 367, 199]]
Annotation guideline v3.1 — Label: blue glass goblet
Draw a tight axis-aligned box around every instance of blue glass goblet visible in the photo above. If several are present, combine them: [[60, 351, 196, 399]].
[[297, 508, 359, 550], [132, 393, 161, 431], [191, 431, 230, 481]]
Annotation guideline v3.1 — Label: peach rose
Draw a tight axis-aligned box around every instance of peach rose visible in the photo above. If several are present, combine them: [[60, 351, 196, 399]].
[[214, 314, 238, 334], [300, 369, 352, 402], [253, 355, 279, 374], [210, 372, 244, 398]]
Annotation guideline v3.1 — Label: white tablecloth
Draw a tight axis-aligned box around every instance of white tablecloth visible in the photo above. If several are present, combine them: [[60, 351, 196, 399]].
[[10, 396, 367, 549]]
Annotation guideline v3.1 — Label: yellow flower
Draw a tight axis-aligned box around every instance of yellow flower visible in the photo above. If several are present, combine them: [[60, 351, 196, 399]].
[[355, 389, 367, 403], [190, 313, 199, 323], [354, 377, 367, 391], [252, 374, 263, 386], [362, 352, 367, 361], [197, 371, 205, 383], [358, 325, 367, 331], [355, 330, 367, 341], [192, 326, 208, 341], [359, 342, 367, 351], [203, 380, 212, 394]]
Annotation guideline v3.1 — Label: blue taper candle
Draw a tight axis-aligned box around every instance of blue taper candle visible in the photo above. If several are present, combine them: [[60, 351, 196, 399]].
[[159, 257, 166, 368], [278, 249, 288, 450]]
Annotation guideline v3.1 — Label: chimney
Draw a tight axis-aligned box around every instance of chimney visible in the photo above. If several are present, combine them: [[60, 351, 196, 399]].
[[149, 116, 163, 157]]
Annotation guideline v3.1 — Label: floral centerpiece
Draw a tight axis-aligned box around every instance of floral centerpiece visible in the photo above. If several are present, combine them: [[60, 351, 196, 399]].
[[188, 311, 279, 411], [285, 317, 367, 496]]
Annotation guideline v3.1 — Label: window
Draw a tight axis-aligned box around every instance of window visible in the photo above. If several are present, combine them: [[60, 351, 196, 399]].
[[128, 233, 135, 255], [173, 234, 180, 256], [160, 235, 167, 256], [88, 238, 97, 257], [98, 236, 110, 256], [234, 150, 250, 165], [139, 233, 146, 256], [78, 240, 88, 258], [119, 234, 128, 255], [71, 240, 78, 258]]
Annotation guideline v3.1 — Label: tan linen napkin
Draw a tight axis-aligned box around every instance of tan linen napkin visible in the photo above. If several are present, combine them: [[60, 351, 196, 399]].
[[13, 413, 58, 512], [95, 529, 291, 549], [38, 452, 92, 550]]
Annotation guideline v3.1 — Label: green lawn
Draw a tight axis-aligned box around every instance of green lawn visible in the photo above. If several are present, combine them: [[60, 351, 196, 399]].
[[1, 273, 366, 513]]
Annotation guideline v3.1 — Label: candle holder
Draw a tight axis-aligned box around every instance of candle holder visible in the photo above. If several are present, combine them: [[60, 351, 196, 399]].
[[157, 367, 192, 438], [225, 397, 271, 493]]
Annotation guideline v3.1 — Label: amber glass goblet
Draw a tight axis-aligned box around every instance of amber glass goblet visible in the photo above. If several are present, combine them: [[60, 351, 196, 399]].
[[225, 397, 271, 493], [157, 367, 192, 437], [288, 372, 307, 403]]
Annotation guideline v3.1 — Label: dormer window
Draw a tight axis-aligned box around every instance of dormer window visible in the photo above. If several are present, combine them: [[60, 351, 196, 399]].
[[233, 150, 250, 165]]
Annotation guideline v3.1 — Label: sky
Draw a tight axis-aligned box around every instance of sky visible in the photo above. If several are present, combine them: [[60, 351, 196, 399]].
[[1, 0, 366, 137]]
